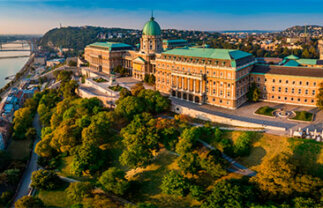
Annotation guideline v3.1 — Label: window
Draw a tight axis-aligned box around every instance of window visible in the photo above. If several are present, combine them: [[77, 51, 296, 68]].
[[285, 97, 287, 100], [227, 92, 230, 97], [212, 98, 215, 102], [311, 99, 314, 103], [278, 96, 281, 100], [272, 95, 275, 99], [298, 89, 301, 94], [265, 78, 267, 82], [292, 81, 296, 85], [263, 86, 266, 91], [278, 87, 281, 92], [299, 81, 302, 85], [304, 99, 307, 102], [298, 98, 300, 102], [314, 82, 316, 86], [291, 97, 294, 101], [228, 83, 231, 87], [257, 77, 260, 82], [312, 90, 316, 95], [273, 79, 275, 83], [272, 86, 275, 92], [306, 82, 309, 86], [305, 89, 308, 95], [286, 80, 289, 84], [292, 88, 295, 94], [285, 88, 288, 93], [279, 80, 282, 83], [213, 89, 216, 94]]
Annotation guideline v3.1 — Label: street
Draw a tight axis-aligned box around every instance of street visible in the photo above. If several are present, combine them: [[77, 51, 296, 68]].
[[11, 113, 41, 207]]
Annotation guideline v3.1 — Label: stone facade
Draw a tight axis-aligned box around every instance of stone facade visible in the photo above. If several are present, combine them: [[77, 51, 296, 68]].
[[318, 40, 323, 60]]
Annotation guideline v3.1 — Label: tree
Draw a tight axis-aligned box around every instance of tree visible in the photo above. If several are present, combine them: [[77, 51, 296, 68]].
[[115, 96, 144, 120], [130, 82, 144, 96], [82, 194, 120, 208], [35, 133, 55, 157], [177, 153, 201, 175], [251, 153, 323, 199], [2, 169, 20, 185], [119, 113, 159, 168], [137, 89, 170, 114], [200, 149, 227, 178], [12, 107, 33, 139], [119, 88, 132, 99], [61, 80, 78, 98], [31, 169, 61, 190], [71, 144, 105, 176], [234, 132, 253, 157], [201, 179, 255, 208], [15, 196, 44, 208], [25, 127, 37, 140], [99, 167, 129, 195], [160, 171, 189, 197], [175, 127, 200, 155], [66, 182, 93, 202], [316, 82, 323, 110], [0, 150, 10, 171], [293, 197, 317, 208], [247, 82, 260, 102], [81, 111, 115, 146], [155, 118, 180, 150]]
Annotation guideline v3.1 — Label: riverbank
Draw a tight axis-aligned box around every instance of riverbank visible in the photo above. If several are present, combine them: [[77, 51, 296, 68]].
[[0, 53, 34, 100]]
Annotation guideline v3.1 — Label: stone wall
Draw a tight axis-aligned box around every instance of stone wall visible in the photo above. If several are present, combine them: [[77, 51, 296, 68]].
[[171, 103, 286, 131]]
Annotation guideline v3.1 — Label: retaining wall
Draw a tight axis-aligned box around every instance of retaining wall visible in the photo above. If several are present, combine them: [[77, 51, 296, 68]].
[[171, 104, 286, 131]]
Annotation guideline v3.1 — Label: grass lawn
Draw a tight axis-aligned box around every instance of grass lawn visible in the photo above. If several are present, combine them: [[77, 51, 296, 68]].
[[211, 131, 322, 179], [37, 182, 73, 208], [291, 111, 313, 121], [7, 139, 33, 160], [109, 85, 124, 92], [255, 106, 275, 117], [289, 138, 323, 178], [126, 150, 201, 208], [237, 133, 291, 171], [93, 77, 107, 83]]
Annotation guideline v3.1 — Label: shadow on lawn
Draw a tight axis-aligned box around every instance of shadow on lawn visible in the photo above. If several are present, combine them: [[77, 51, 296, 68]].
[[289, 138, 323, 178]]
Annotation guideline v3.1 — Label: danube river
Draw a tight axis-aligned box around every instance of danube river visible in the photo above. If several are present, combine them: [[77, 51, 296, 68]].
[[0, 42, 30, 88]]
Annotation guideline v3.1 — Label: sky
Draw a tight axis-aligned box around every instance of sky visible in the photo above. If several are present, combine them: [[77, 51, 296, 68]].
[[1, 0, 323, 34]]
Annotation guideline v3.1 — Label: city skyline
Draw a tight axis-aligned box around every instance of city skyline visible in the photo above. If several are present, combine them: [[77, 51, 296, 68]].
[[1, 0, 323, 34]]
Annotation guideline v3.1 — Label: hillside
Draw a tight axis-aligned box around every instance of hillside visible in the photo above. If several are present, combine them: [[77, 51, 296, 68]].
[[280, 25, 323, 37], [39, 26, 140, 53]]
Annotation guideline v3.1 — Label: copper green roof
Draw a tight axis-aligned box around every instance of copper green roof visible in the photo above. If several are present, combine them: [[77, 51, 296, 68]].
[[89, 42, 133, 51], [142, 17, 161, 36], [283, 60, 300, 67], [162, 47, 252, 60], [163, 39, 187, 44], [297, 59, 318, 65], [285, 54, 299, 60]]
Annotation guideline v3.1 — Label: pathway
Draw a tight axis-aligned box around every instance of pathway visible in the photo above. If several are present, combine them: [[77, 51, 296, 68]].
[[11, 114, 41, 207]]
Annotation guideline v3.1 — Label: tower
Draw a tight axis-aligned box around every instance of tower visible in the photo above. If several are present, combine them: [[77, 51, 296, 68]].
[[318, 40, 323, 60], [140, 15, 162, 54]]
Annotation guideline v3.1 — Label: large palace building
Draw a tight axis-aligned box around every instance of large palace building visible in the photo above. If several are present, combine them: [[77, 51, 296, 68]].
[[84, 16, 323, 109]]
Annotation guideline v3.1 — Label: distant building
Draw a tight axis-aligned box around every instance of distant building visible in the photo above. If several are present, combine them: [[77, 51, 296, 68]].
[[46, 58, 65, 67]]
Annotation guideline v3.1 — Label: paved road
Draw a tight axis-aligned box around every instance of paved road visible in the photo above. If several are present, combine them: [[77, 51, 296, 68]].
[[12, 113, 41, 206]]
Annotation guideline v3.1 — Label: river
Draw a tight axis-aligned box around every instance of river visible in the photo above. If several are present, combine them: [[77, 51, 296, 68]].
[[0, 42, 30, 88]]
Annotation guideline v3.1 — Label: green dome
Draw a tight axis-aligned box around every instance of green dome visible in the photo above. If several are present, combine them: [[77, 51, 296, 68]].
[[142, 17, 161, 36]]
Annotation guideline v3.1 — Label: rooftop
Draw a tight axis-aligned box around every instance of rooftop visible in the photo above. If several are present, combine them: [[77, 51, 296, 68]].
[[88, 42, 133, 51], [162, 47, 252, 60], [251, 64, 323, 78], [163, 39, 187, 44]]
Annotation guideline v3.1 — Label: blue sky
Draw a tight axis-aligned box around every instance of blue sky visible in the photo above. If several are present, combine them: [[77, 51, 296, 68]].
[[1, 0, 323, 34]]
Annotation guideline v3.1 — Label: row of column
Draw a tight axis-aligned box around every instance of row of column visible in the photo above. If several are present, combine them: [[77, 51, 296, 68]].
[[171, 75, 203, 94]]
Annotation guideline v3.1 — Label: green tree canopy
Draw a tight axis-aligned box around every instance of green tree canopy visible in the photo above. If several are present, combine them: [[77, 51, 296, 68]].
[[99, 167, 129, 195]]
